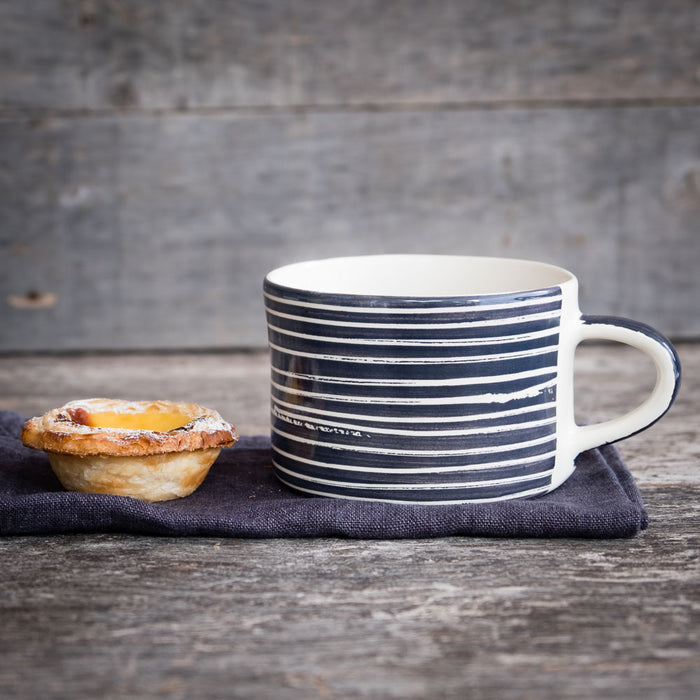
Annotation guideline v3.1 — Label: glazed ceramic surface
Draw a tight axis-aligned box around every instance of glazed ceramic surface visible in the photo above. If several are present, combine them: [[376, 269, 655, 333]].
[[264, 255, 680, 503]]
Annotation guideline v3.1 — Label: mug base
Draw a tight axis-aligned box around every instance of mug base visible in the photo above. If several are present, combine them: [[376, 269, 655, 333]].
[[273, 468, 556, 504]]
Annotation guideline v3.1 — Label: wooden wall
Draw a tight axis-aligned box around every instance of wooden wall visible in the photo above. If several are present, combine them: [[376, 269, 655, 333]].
[[1, 0, 698, 351]]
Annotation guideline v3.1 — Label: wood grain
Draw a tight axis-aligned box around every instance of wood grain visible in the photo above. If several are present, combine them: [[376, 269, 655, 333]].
[[2, 107, 698, 351], [2, 1, 699, 353], [0, 493, 698, 699], [2, 0, 699, 111]]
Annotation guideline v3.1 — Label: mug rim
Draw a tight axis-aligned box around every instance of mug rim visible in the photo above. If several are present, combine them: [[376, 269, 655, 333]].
[[265, 254, 575, 299]]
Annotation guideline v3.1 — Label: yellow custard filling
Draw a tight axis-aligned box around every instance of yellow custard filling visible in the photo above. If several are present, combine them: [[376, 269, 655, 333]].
[[81, 408, 192, 432]]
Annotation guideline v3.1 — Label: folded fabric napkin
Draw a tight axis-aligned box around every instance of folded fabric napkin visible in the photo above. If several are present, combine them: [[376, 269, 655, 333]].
[[0, 410, 647, 538]]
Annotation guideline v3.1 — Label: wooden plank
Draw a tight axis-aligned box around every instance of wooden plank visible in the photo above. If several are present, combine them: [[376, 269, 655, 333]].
[[0, 490, 698, 699], [1, 106, 698, 351], [1, 0, 699, 111], [0, 344, 697, 485]]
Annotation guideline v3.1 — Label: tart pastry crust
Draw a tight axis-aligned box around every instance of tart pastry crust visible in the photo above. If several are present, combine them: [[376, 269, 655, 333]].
[[21, 398, 238, 501]]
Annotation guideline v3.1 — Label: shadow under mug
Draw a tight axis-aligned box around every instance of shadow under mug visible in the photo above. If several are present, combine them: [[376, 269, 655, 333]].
[[263, 255, 681, 504]]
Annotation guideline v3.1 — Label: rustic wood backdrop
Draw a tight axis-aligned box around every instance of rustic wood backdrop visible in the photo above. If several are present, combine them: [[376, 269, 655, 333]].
[[1, 0, 698, 352]]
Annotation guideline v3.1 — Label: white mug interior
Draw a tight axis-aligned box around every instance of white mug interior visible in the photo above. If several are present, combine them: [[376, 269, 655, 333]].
[[265, 254, 574, 297]]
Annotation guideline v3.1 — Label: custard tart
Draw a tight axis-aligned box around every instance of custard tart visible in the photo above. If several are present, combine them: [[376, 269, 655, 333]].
[[20, 398, 238, 502]]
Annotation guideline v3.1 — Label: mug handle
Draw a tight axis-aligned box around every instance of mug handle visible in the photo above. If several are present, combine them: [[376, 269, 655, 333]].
[[572, 315, 681, 454]]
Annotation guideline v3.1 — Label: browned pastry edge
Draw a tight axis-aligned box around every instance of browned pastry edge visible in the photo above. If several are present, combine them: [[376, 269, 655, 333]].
[[20, 398, 238, 457]]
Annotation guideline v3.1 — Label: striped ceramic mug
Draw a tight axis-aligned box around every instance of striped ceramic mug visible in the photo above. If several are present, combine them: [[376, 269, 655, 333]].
[[263, 255, 680, 504]]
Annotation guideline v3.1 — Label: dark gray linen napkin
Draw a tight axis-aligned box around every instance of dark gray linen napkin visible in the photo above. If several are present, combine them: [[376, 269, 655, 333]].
[[0, 411, 647, 538]]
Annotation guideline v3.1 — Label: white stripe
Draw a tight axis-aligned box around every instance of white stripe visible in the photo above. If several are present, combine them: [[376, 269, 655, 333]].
[[272, 365, 552, 387], [272, 426, 555, 456], [264, 290, 561, 315], [272, 444, 557, 474], [272, 404, 556, 438], [269, 341, 558, 365], [274, 475, 552, 504], [266, 307, 562, 331], [273, 461, 553, 490], [267, 311, 560, 346], [271, 373, 556, 406], [271, 395, 556, 424]]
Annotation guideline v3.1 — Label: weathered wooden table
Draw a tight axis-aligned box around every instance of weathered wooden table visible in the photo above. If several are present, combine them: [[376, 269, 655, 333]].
[[0, 345, 698, 699]]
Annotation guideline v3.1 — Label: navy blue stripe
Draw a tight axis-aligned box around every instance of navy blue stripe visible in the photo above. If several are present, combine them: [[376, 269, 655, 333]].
[[265, 299, 562, 327], [271, 354, 557, 399], [267, 302, 561, 338], [274, 468, 553, 502], [270, 387, 557, 420], [268, 327, 559, 357], [266, 306, 560, 326], [272, 451, 556, 485], [271, 401, 557, 432], [272, 416, 556, 451], [271, 352, 559, 383], [272, 372, 557, 404], [267, 299, 561, 326], [267, 308, 561, 341], [271, 433, 557, 469], [264, 279, 562, 310]]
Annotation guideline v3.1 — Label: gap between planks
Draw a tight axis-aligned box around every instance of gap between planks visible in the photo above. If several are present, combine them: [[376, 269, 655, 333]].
[[2, 96, 700, 120]]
